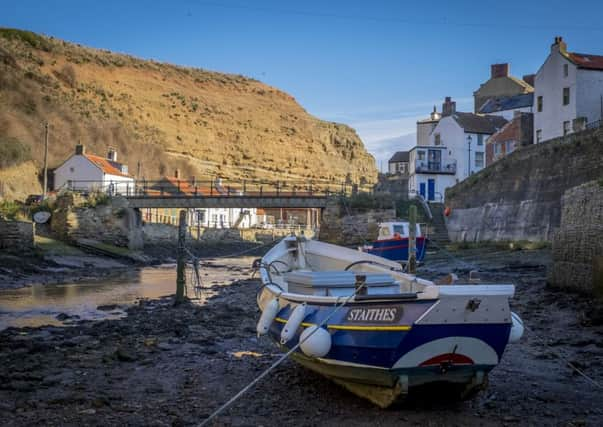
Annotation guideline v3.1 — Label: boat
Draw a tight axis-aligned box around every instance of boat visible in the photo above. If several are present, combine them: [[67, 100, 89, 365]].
[[256, 236, 523, 407], [361, 221, 427, 263]]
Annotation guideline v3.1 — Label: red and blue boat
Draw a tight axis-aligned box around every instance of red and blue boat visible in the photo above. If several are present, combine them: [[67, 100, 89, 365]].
[[362, 222, 427, 263]]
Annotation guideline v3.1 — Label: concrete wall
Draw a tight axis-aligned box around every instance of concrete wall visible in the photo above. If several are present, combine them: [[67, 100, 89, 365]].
[[445, 127, 603, 242], [549, 181, 603, 294], [0, 219, 34, 252]]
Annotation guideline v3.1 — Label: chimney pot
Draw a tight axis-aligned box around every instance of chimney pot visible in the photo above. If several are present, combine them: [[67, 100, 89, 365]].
[[107, 148, 117, 162], [442, 97, 456, 117], [552, 36, 567, 54], [75, 144, 85, 155]]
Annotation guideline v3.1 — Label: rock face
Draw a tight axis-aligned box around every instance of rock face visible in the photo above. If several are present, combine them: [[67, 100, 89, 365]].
[[0, 29, 377, 200], [549, 180, 603, 295], [445, 127, 603, 242]]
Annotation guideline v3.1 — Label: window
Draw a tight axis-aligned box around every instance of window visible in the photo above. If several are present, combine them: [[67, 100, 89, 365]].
[[417, 151, 425, 161], [434, 133, 441, 145], [536, 129, 542, 143], [563, 87, 570, 105], [537, 96, 543, 112], [563, 63, 568, 77], [475, 152, 484, 168], [563, 121, 570, 136], [494, 144, 502, 155], [477, 134, 484, 146], [69, 167, 75, 173]]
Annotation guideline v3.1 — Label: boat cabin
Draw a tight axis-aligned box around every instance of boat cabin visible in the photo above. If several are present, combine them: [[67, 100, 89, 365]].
[[377, 222, 422, 241]]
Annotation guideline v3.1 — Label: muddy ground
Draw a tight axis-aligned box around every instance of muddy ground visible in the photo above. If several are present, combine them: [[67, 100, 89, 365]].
[[1, 247, 602, 426]]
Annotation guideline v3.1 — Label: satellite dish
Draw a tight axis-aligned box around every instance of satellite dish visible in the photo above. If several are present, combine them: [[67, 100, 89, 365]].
[[33, 211, 51, 224]]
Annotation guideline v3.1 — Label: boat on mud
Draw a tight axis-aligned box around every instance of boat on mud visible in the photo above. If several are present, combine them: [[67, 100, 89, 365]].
[[361, 221, 427, 263], [256, 236, 523, 407]]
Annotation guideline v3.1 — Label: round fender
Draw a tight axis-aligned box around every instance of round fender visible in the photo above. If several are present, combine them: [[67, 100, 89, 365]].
[[300, 326, 331, 358]]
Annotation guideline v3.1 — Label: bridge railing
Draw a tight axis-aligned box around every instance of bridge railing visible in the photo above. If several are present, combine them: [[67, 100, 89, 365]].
[[61, 179, 358, 198]]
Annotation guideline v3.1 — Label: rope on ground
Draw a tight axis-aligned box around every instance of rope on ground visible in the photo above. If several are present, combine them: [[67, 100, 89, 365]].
[[198, 281, 367, 427], [523, 324, 602, 390]]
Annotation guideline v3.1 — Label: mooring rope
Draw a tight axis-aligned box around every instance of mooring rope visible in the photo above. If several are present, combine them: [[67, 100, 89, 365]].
[[198, 281, 367, 426]]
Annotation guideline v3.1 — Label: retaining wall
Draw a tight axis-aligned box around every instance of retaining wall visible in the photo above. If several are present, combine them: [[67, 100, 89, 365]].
[[0, 219, 34, 252]]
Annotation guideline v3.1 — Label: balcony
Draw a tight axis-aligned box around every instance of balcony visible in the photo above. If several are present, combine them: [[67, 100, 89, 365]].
[[415, 160, 457, 174]]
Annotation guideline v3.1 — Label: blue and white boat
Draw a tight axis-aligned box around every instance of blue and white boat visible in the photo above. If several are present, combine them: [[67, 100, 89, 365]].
[[362, 221, 427, 263], [256, 236, 523, 407]]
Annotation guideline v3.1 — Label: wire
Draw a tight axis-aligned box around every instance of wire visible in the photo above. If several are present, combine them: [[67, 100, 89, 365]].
[[198, 280, 367, 426]]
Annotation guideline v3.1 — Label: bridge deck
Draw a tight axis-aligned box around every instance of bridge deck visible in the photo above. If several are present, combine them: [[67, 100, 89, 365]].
[[126, 195, 330, 209]]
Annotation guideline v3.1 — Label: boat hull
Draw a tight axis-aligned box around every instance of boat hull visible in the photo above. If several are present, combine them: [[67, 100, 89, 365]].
[[365, 236, 427, 262], [264, 293, 510, 406]]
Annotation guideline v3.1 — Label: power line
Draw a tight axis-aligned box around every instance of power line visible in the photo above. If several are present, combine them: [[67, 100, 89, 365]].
[[193, 1, 603, 33]]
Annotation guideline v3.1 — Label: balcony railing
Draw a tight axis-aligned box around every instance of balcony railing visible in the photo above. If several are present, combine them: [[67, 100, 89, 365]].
[[415, 160, 457, 174]]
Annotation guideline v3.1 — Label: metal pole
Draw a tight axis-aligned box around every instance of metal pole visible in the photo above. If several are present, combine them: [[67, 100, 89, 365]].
[[175, 209, 187, 305], [408, 205, 417, 274], [43, 122, 49, 200]]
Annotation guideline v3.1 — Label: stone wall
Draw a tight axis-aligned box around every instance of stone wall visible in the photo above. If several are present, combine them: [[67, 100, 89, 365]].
[[445, 127, 603, 242], [52, 195, 143, 250], [549, 181, 603, 294], [0, 219, 34, 252]]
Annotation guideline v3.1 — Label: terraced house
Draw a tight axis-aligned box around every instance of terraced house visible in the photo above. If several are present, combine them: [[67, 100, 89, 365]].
[[534, 36, 603, 142]]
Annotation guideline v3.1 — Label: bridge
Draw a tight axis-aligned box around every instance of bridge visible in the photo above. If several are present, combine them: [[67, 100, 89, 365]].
[[65, 179, 348, 209]]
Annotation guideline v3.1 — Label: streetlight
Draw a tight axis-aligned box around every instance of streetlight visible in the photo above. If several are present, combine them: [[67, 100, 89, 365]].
[[467, 134, 472, 176]]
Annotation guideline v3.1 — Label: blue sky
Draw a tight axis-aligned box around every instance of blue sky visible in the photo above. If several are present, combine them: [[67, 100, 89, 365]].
[[3, 0, 603, 169]]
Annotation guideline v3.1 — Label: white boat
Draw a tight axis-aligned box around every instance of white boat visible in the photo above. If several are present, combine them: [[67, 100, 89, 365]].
[[256, 236, 523, 407]]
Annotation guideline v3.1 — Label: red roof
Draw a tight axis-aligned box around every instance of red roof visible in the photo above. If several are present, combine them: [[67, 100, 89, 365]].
[[85, 154, 131, 178], [568, 52, 603, 71]]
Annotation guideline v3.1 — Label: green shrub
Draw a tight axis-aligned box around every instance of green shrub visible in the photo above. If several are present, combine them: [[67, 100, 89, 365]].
[[0, 137, 32, 168], [0, 200, 21, 220], [0, 28, 52, 51]]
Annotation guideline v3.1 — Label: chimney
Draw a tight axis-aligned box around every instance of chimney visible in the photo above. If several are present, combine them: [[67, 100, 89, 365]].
[[75, 144, 85, 155], [491, 63, 509, 79], [522, 74, 535, 87], [552, 36, 567, 54], [174, 169, 180, 179], [107, 148, 117, 162], [191, 176, 196, 186], [442, 97, 456, 117]]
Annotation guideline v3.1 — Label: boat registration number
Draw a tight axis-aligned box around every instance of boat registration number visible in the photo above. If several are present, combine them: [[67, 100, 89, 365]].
[[346, 306, 402, 323]]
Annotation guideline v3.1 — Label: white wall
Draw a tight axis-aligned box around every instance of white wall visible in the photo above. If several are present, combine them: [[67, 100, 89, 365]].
[[54, 155, 103, 191], [488, 106, 532, 121], [417, 121, 438, 146], [534, 48, 577, 142], [103, 174, 135, 195], [576, 69, 603, 124]]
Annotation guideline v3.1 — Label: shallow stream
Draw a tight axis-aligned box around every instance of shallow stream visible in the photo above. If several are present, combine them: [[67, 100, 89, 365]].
[[0, 266, 178, 330]]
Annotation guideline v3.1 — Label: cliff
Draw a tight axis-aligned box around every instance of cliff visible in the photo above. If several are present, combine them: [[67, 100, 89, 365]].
[[0, 28, 377, 199], [445, 127, 603, 242]]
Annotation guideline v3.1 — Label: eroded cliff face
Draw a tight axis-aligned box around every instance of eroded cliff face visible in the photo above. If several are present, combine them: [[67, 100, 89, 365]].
[[0, 29, 377, 199], [445, 128, 603, 242]]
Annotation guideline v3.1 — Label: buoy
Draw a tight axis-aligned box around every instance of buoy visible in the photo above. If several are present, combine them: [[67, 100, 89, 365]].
[[508, 312, 524, 343], [280, 303, 306, 344], [257, 298, 279, 337], [300, 325, 331, 358], [444, 207, 451, 217]]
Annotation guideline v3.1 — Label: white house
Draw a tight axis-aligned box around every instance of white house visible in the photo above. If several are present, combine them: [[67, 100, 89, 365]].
[[408, 98, 507, 201], [54, 145, 134, 194], [534, 36, 603, 143], [387, 151, 409, 175]]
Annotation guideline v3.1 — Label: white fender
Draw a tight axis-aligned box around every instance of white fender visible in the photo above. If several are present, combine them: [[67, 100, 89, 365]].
[[300, 326, 331, 358], [508, 312, 524, 343], [257, 298, 279, 337], [280, 303, 306, 344]]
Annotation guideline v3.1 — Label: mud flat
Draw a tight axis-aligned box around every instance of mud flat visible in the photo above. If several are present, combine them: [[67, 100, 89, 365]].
[[1, 248, 602, 426]]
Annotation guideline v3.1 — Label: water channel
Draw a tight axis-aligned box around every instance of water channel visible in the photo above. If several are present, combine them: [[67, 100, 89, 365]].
[[0, 266, 179, 330]]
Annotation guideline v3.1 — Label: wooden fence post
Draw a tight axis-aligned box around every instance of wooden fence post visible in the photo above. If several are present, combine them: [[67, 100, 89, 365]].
[[175, 209, 187, 305]]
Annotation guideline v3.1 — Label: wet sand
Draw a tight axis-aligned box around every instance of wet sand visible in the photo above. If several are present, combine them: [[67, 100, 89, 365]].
[[1, 248, 602, 426]]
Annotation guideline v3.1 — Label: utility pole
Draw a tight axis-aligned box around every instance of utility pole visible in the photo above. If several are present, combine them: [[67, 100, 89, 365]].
[[408, 205, 417, 274], [42, 122, 49, 200], [175, 209, 187, 305]]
